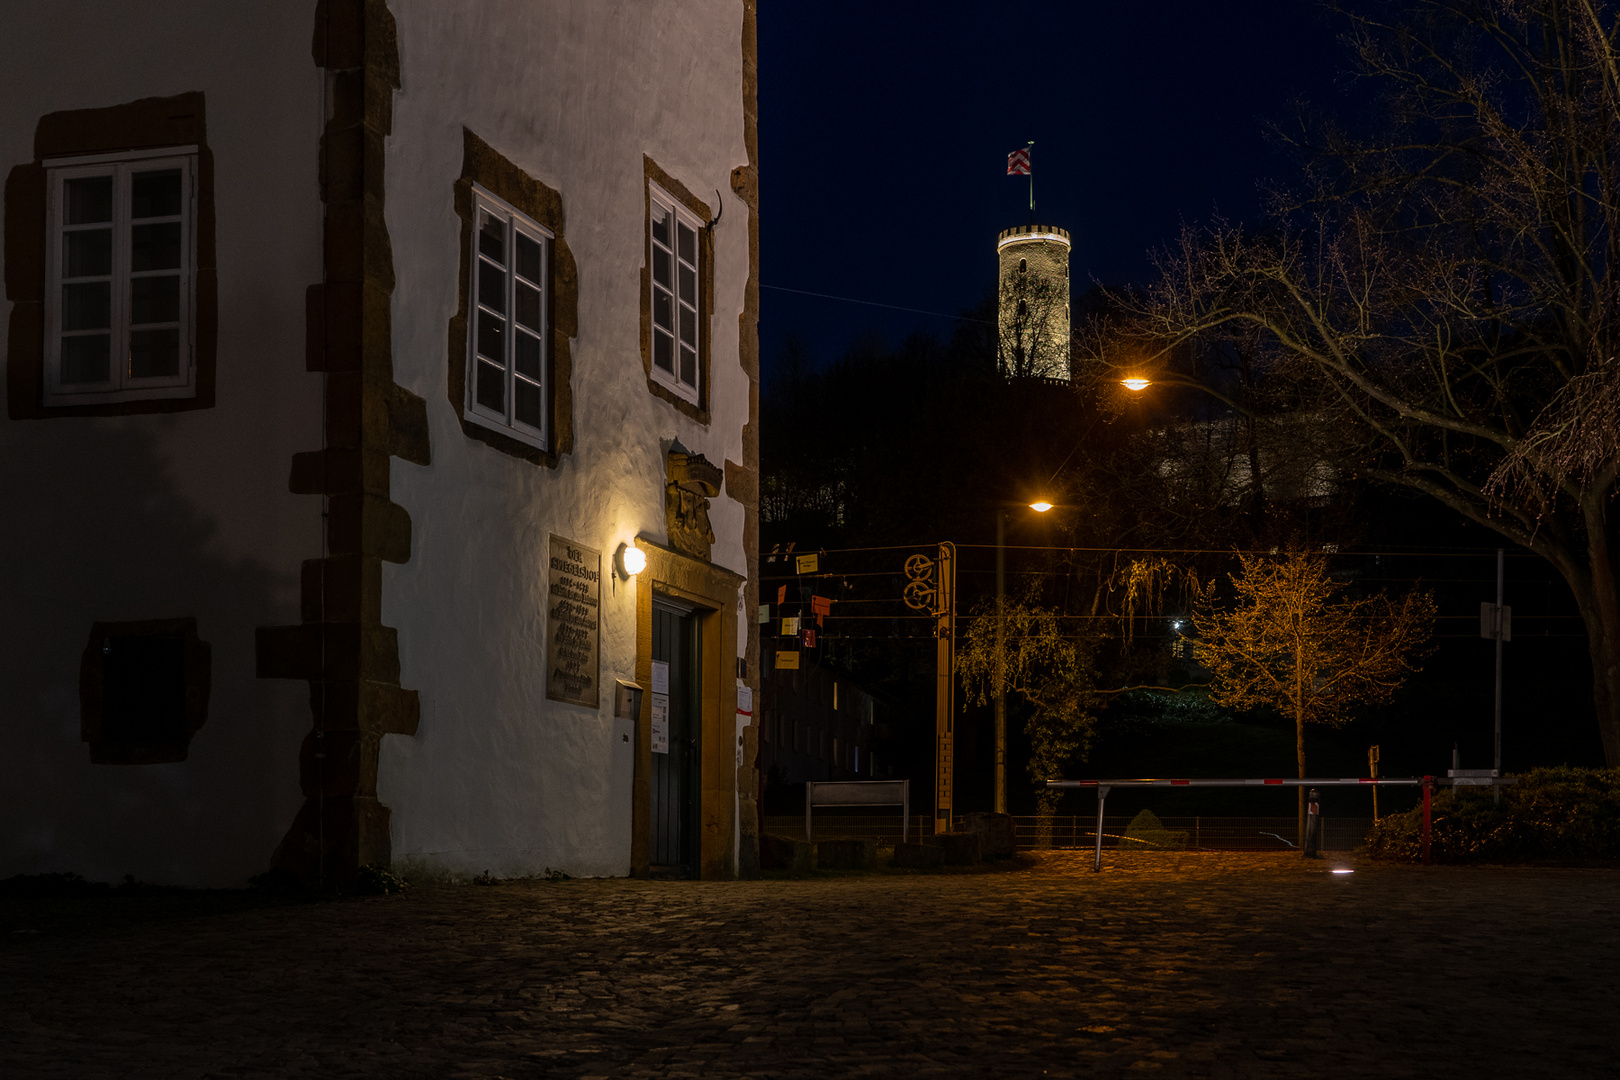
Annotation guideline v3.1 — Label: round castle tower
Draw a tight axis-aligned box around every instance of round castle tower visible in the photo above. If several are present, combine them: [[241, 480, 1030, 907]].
[[996, 225, 1071, 381]]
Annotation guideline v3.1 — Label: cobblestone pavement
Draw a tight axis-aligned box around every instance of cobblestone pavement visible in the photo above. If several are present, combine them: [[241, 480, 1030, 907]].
[[3, 852, 1618, 1079]]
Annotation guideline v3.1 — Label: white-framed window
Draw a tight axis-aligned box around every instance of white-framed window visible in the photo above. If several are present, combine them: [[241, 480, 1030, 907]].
[[45, 146, 197, 405], [466, 184, 550, 448], [648, 182, 701, 402]]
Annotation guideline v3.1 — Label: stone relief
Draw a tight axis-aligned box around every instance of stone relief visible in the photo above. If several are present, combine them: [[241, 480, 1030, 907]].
[[666, 442, 724, 560]]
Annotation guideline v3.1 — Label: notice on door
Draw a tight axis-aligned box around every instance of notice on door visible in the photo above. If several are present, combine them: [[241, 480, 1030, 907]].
[[547, 535, 601, 708], [650, 692, 670, 754]]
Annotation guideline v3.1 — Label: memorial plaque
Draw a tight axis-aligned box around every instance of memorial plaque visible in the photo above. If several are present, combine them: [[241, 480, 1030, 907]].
[[547, 535, 601, 707]]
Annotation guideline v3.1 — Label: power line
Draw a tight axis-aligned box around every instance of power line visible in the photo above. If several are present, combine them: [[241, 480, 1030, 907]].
[[761, 283, 993, 325]]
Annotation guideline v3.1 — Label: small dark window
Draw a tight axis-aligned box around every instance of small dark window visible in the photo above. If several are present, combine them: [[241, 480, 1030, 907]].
[[1019, 258, 1027, 273], [81, 617, 210, 763], [103, 633, 188, 744]]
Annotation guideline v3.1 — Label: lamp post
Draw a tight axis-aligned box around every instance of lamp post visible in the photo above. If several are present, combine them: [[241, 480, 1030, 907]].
[[993, 499, 1055, 814]]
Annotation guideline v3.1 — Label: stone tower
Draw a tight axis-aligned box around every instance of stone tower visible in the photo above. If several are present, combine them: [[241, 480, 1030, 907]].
[[996, 225, 1071, 381]]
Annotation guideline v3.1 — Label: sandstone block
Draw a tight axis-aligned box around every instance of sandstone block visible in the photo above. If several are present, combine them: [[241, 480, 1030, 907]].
[[938, 831, 981, 866], [815, 838, 877, 870], [891, 841, 944, 869], [758, 833, 812, 873]]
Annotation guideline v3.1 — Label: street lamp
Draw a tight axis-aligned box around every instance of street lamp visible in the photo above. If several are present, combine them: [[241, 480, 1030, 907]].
[[1121, 377, 1151, 391]]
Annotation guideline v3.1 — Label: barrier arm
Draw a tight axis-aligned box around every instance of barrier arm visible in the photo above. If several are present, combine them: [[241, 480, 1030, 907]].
[[1044, 776, 1516, 871]]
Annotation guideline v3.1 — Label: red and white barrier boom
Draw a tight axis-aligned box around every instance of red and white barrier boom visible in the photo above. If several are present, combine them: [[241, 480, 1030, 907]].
[[1044, 774, 1517, 871]]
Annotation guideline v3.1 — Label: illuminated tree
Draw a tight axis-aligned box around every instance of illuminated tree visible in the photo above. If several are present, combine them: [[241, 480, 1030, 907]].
[[958, 596, 1098, 831], [1192, 551, 1435, 844]]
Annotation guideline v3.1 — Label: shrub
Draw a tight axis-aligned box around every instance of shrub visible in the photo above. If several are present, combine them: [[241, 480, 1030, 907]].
[[1363, 767, 1620, 864], [1123, 808, 1190, 850]]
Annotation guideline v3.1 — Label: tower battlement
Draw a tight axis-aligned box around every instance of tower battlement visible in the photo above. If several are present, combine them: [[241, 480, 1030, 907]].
[[997, 225, 1072, 249]]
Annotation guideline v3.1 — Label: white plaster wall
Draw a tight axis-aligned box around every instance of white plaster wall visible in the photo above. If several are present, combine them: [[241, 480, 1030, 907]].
[[0, 5, 325, 885], [379, 0, 751, 877]]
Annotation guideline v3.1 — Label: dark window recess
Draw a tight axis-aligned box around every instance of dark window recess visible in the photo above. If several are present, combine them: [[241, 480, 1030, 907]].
[[102, 634, 188, 743], [81, 618, 210, 763]]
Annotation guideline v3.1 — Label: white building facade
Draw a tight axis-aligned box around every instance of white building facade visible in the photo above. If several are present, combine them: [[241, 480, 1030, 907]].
[[0, 0, 762, 888]]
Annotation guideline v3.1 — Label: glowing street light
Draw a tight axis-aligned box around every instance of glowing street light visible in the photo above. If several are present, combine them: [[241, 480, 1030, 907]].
[[1121, 377, 1151, 391], [1029, 500, 1053, 513]]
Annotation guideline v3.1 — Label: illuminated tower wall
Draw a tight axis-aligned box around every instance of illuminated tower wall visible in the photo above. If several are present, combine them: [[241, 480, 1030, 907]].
[[996, 225, 1071, 380]]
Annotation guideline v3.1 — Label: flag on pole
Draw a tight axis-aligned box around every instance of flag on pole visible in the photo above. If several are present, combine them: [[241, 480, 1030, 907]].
[[1006, 147, 1031, 175]]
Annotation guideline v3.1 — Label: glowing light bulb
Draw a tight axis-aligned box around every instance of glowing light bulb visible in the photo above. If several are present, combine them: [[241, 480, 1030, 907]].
[[1121, 377, 1150, 391], [619, 543, 646, 577], [1029, 501, 1053, 513]]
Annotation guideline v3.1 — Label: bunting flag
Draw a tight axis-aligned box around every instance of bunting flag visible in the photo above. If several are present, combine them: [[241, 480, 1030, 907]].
[[1006, 147, 1031, 175]]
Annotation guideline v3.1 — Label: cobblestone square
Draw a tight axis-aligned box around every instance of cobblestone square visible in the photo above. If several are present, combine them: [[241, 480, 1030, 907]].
[[3, 852, 1617, 1078]]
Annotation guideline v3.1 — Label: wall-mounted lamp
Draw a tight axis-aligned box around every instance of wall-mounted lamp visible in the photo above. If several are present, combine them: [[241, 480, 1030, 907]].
[[616, 541, 647, 579]]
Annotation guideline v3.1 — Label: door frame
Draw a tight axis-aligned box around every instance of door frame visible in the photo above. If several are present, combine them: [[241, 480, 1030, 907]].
[[631, 536, 744, 879]]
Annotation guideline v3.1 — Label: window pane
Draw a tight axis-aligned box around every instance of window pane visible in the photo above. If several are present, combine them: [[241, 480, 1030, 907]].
[[61, 334, 110, 383], [476, 358, 505, 413], [653, 247, 671, 289], [651, 205, 670, 247], [515, 233, 541, 282], [679, 303, 696, 347], [515, 329, 541, 379], [654, 328, 674, 372], [478, 258, 506, 314], [476, 308, 506, 361], [677, 221, 695, 264], [130, 327, 180, 378], [515, 281, 540, 331], [514, 377, 541, 429], [65, 228, 112, 277], [131, 274, 180, 325], [132, 222, 181, 271], [680, 344, 696, 387], [479, 211, 505, 263], [679, 263, 695, 306], [62, 281, 110, 331], [65, 176, 112, 225], [653, 287, 672, 332], [131, 169, 182, 218]]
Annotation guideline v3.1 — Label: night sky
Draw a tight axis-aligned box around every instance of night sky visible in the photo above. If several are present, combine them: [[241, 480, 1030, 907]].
[[757, 2, 1359, 374]]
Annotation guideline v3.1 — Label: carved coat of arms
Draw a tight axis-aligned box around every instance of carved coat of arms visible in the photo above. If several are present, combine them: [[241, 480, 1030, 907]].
[[666, 443, 724, 560]]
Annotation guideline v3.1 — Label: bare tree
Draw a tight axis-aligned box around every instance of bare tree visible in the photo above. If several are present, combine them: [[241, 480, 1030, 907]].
[[999, 270, 1069, 380], [1103, 0, 1620, 765], [1193, 551, 1436, 844]]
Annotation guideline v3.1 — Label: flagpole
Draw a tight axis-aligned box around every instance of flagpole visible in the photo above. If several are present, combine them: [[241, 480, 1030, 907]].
[[1027, 141, 1034, 215]]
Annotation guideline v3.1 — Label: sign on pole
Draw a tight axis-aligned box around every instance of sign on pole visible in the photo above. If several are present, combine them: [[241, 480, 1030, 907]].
[[1479, 602, 1512, 641]]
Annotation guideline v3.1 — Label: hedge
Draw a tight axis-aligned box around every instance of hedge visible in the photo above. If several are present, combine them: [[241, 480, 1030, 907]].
[[1363, 766, 1620, 864]]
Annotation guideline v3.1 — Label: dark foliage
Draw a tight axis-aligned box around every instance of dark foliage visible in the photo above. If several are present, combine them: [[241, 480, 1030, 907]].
[[1364, 767, 1620, 863]]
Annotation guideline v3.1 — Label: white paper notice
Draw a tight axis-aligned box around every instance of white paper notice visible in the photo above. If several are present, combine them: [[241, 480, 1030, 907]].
[[650, 692, 670, 754], [650, 660, 670, 696], [737, 685, 753, 715]]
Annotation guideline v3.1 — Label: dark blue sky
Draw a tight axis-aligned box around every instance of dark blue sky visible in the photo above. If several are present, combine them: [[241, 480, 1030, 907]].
[[757, 1, 1357, 373]]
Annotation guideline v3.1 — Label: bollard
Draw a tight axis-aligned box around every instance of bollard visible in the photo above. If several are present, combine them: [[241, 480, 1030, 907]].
[[1421, 775, 1433, 865], [1303, 788, 1322, 858]]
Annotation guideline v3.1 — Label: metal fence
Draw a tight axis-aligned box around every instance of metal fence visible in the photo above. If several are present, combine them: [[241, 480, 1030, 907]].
[[764, 814, 1374, 851]]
